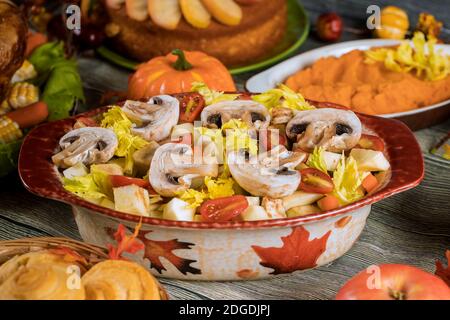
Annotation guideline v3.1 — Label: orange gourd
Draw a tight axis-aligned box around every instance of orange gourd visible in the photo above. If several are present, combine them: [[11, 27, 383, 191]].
[[375, 6, 409, 40], [128, 49, 236, 99]]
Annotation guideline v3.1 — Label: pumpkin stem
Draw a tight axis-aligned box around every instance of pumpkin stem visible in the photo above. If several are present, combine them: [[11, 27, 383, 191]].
[[172, 49, 193, 71]]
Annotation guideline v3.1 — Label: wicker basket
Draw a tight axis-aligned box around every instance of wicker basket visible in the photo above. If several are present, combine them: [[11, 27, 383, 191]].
[[0, 237, 169, 300]]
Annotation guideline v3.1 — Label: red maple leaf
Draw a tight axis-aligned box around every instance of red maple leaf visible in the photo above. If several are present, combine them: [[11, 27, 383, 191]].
[[136, 231, 201, 275], [48, 246, 88, 266], [435, 250, 450, 287], [107, 222, 145, 260], [252, 226, 331, 275]]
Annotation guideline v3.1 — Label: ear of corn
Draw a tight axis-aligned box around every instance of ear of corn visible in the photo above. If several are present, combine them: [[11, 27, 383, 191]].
[[8, 82, 39, 109], [0, 100, 11, 116], [0, 116, 23, 144], [11, 60, 38, 84]]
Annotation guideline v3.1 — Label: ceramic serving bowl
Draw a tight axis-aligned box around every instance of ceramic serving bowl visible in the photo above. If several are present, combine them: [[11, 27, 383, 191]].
[[18, 99, 424, 281]]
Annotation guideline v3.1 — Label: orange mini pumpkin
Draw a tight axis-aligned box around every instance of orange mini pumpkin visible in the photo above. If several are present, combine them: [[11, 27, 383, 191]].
[[374, 6, 409, 40], [128, 49, 236, 99]]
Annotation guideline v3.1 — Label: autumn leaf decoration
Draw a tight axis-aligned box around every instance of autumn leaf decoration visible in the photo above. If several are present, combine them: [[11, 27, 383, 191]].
[[104, 222, 201, 275], [136, 231, 201, 275], [107, 221, 145, 260], [48, 246, 88, 266], [435, 250, 450, 287], [252, 226, 331, 275]]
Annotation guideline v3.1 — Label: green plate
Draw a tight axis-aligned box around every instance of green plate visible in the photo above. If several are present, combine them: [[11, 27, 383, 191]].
[[96, 0, 309, 75]]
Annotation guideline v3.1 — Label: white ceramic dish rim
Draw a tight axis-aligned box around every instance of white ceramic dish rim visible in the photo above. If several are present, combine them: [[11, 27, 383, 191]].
[[245, 39, 450, 118]]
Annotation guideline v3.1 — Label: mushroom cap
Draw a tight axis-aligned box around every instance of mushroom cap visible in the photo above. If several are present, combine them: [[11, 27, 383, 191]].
[[149, 143, 218, 197], [52, 127, 118, 168], [200, 100, 270, 130], [122, 95, 179, 142], [227, 146, 302, 198], [286, 108, 362, 153]]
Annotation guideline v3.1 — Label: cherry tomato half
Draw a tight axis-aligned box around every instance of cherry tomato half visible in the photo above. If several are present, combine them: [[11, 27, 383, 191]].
[[299, 168, 334, 194], [110, 175, 150, 188], [200, 195, 249, 222], [356, 134, 385, 152], [110, 175, 158, 194], [175, 92, 205, 123], [259, 129, 287, 151]]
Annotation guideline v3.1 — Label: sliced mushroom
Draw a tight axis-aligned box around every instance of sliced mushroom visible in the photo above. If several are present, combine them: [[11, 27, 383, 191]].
[[149, 143, 218, 197], [200, 100, 270, 130], [285, 108, 362, 153], [121, 95, 179, 142], [227, 145, 302, 198], [52, 127, 118, 168], [271, 107, 294, 125]]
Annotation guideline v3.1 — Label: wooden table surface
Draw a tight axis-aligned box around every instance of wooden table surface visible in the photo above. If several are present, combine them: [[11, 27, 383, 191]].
[[0, 0, 449, 300]]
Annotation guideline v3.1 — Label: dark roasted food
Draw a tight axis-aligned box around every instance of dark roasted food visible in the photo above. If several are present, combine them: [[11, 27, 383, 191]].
[[0, 1, 27, 101]]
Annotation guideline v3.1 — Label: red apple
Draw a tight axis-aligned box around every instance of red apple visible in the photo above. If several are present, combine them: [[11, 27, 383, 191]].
[[336, 264, 450, 300], [316, 12, 343, 42]]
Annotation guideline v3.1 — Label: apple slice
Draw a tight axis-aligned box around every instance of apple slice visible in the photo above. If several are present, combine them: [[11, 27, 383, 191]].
[[148, 0, 182, 30], [201, 0, 242, 26], [349, 148, 391, 172], [125, 0, 148, 21], [180, 0, 211, 29], [242, 206, 270, 221], [163, 198, 195, 221]]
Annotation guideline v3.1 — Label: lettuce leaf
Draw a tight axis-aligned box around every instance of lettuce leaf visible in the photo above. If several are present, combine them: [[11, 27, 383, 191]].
[[177, 189, 209, 208], [194, 119, 257, 177], [224, 129, 258, 156], [278, 84, 315, 111], [221, 119, 257, 155], [365, 31, 450, 81], [90, 165, 114, 198], [221, 119, 249, 130], [191, 82, 238, 105], [101, 106, 149, 175], [176, 176, 235, 208], [204, 176, 235, 199], [29, 42, 85, 120], [194, 126, 225, 166], [251, 89, 283, 109], [252, 84, 315, 111], [29, 42, 65, 74], [0, 139, 22, 177], [332, 154, 364, 205], [306, 147, 328, 174], [63, 173, 108, 202]]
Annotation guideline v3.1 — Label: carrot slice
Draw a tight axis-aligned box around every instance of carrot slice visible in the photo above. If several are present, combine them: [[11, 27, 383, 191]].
[[7, 101, 48, 128], [26, 31, 48, 57], [317, 195, 340, 211], [362, 173, 379, 193]]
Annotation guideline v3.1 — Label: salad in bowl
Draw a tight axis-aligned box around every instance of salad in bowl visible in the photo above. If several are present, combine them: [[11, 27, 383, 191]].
[[19, 84, 423, 280], [51, 84, 391, 223]]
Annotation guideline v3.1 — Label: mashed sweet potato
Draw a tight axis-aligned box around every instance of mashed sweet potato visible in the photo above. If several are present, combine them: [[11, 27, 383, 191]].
[[285, 50, 450, 115]]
